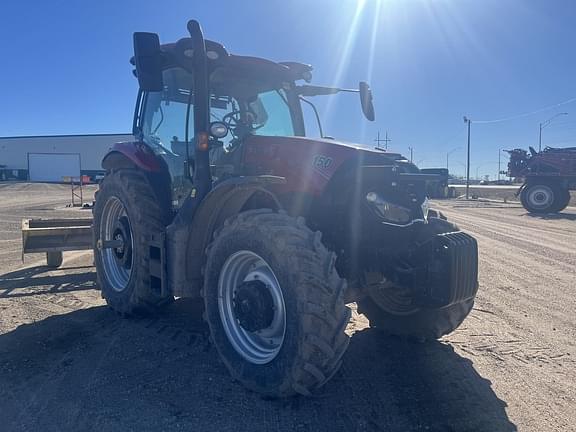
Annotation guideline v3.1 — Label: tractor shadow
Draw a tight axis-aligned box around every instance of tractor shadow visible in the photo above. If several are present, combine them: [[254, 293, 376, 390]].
[[0, 265, 96, 298], [0, 299, 516, 432], [524, 211, 576, 221]]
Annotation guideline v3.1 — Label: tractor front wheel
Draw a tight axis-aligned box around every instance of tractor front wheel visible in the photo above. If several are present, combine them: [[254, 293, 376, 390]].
[[203, 209, 350, 397], [357, 217, 475, 340]]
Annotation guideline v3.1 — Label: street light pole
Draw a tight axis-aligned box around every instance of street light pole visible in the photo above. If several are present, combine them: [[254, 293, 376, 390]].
[[538, 124, 543, 152], [539, 112, 568, 151], [408, 146, 414, 163], [463, 116, 471, 199]]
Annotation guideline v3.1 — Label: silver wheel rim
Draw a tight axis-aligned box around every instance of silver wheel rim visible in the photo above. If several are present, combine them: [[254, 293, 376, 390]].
[[218, 250, 286, 365], [100, 196, 133, 292], [527, 185, 554, 210]]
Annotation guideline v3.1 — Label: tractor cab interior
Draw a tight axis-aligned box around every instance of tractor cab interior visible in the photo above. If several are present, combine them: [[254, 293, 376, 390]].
[[139, 63, 298, 181]]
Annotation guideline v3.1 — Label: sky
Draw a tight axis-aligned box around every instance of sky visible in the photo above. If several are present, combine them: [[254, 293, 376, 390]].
[[2, 0, 576, 179]]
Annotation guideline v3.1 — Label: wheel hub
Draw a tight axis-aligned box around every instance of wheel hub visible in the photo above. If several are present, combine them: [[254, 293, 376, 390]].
[[112, 216, 132, 268], [233, 280, 275, 332], [528, 185, 553, 208]]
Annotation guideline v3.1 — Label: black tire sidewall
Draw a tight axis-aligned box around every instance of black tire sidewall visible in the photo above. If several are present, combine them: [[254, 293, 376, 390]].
[[553, 188, 570, 212], [359, 296, 474, 340]]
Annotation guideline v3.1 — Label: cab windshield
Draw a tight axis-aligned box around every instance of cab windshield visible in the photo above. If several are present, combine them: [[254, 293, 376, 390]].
[[140, 68, 296, 159]]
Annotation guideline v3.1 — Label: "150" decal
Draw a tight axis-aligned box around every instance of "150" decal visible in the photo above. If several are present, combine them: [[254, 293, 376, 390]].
[[313, 155, 333, 170]]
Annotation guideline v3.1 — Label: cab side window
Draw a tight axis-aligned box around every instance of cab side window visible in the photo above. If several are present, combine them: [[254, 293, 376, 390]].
[[142, 90, 194, 158]]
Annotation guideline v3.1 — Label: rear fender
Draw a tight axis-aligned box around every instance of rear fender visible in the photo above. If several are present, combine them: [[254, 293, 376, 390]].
[[101, 141, 172, 225], [166, 176, 284, 298], [102, 141, 164, 172]]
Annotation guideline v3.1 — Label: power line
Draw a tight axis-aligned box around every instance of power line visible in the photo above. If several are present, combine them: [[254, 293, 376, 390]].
[[472, 96, 576, 124], [438, 128, 466, 147]]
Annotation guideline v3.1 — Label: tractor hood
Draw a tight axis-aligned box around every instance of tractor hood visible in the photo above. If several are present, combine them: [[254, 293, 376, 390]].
[[242, 135, 420, 196]]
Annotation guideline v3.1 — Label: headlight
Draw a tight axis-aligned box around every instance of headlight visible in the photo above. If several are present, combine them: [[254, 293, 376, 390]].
[[365, 192, 412, 225]]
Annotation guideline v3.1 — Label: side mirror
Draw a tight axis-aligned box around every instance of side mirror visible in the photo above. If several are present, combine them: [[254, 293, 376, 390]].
[[359, 81, 375, 121], [133, 32, 163, 92], [210, 121, 229, 139]]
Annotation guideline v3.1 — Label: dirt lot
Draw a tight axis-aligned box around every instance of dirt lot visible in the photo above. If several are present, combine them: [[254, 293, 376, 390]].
[[1, 183, 575, 432]]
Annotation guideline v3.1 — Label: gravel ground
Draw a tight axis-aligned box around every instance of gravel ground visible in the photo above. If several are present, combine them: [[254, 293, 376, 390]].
[[1, 183, 575, 431]]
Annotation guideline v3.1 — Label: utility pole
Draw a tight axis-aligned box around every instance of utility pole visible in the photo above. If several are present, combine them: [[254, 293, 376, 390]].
[[498, 149, 501, 182], [539, 112, 568, 151], [538, 125, 542, 153], [463, 116, 471, 199], [374, 131, 391, 150], [408, 146, 414, 163]]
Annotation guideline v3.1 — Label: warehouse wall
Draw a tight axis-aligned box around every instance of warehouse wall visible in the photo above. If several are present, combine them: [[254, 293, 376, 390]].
[[0, 133, 133, 181]]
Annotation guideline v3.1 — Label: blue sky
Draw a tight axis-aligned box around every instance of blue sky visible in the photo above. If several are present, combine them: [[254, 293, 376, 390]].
[[2, 0, 576, 178]]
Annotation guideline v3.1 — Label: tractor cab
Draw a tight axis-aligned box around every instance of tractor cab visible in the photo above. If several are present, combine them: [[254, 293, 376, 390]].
[[131, 25, 375, 207], [136, 62, 301, 205]]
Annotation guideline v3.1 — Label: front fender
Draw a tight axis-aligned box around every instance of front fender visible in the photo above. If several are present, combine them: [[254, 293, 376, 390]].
[[166, 175, 285, 298], [102, 141, 163, 172]]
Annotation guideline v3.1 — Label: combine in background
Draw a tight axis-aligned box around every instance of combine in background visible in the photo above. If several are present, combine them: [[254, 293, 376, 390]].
[[506, 146, 576, 213]]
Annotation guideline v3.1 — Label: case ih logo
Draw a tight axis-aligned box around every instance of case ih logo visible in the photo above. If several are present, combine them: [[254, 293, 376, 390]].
[[313, 155, 333, 170]]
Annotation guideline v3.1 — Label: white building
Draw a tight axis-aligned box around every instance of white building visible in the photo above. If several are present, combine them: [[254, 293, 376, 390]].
[[0, 133, 133, 182]]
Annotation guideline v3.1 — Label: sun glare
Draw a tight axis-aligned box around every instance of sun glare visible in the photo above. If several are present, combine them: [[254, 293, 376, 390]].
[[323, 0, 371, 121]]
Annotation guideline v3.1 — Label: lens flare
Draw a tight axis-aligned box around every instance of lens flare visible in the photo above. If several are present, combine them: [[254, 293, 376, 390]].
[[322, 0, 369, 123], [360, 0, 383, 144]]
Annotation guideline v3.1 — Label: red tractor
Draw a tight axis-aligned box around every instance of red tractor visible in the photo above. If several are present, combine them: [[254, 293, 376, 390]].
[[93, 20, 479, 397], [507, 146, 576, 213]]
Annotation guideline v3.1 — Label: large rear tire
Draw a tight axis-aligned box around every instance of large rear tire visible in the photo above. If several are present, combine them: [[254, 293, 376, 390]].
[[357, 218, 475, 340], [203, 209, 350, 397], [93, 169, 172, 315], [520, 182, 561, 214]]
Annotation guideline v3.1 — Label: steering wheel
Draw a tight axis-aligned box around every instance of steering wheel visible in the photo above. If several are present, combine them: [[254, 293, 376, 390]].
[[222, 110, 242, 128]]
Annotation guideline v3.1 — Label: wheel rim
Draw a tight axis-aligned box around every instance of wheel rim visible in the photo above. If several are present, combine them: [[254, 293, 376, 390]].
[[527, 185, 554, 210], [100, 196, 134, 292], [367, 275, 419, 316], [218, 250, 286, 365]]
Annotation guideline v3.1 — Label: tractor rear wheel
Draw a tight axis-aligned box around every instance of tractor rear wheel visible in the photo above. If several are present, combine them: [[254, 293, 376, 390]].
[[203, 209, 350, 397], [357, 218, 474, 340], [520, 182, 561, 214], [93, 169, 172, 315]]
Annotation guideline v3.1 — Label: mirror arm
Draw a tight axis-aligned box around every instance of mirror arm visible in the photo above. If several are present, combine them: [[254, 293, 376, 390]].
[[299, 97, 324, 139]]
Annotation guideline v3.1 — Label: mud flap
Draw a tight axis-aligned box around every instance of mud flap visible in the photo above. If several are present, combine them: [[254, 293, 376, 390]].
[[148, 232, 169, 298]]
